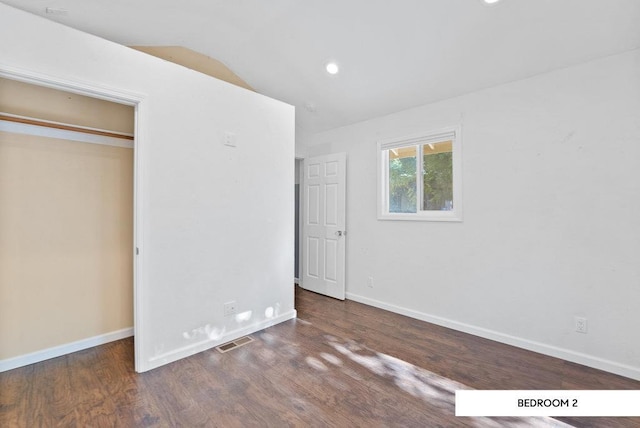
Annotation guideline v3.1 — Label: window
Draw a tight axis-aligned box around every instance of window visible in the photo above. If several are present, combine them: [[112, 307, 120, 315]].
[[378, 126, 462, 221]]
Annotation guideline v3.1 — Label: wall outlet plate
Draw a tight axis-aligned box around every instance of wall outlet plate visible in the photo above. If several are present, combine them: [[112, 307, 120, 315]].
[[223, 131, 236, 147], [224, 301, 237, 316], [575, 316, 588, 334]]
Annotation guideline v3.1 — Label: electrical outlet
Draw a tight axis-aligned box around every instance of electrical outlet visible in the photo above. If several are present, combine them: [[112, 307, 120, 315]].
[[367, 276, 374, 288], [223, 131, 237, 147], [575, 317, 587, 334], [224, 301, 237, 317]]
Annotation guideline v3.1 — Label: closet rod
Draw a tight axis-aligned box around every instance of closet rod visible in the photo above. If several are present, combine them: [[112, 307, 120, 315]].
[[0, 113, 134, 140]]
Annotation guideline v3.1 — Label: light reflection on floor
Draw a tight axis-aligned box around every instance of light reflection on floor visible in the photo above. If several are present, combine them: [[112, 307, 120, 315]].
[[295, 328, 574, 428]]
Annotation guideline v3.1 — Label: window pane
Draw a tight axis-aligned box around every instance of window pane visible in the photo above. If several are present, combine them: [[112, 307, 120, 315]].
[[422, 141, 453, 211], [389, 146, 417, 213]]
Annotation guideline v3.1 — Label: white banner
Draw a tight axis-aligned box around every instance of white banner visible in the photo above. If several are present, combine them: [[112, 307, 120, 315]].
[[456, 390, 640, 417]]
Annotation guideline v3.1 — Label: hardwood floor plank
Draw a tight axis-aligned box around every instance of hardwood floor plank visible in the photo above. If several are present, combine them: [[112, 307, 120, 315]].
[[255, 333, 458, 427], [25, 359, 57, 427], [0, 364, 33, 427], [1, 286, 639, 427]]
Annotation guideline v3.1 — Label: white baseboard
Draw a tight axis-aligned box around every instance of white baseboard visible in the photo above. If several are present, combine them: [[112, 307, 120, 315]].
[[0, 327, 134, 373], [346, 292, 640, 381], [140, 310, 297, 372]]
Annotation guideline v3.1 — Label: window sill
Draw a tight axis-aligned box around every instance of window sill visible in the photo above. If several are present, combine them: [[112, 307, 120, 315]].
[[377, 212, 462, 222]]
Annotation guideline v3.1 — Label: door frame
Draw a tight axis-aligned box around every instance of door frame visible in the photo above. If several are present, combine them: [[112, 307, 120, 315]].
[[0, 64, 147, 372], [294, 157, 304, 285]]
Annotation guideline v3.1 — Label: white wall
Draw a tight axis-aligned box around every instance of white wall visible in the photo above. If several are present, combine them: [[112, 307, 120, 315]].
[[300, 49, 640, 380], [0, 4, 295, 372]]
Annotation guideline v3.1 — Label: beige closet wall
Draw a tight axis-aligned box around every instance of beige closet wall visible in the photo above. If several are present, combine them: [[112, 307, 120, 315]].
[[1, 77, 134, 133], [0, 79, 134, 360]]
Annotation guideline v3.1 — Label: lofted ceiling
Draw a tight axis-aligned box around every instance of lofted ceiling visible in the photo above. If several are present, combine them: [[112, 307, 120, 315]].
[[3, 0, 640, 137]]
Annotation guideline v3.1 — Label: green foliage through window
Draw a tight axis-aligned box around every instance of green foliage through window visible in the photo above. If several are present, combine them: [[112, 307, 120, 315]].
[[387, 143, 453, 213], [423, 152, 453, 211], [389, 156, 417, 213]]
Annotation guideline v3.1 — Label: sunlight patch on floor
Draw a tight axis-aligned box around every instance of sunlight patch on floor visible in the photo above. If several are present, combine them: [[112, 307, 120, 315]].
[[320, 352, 343, 366], [323, 336, 575, 428], [305, 356, 328, 371]]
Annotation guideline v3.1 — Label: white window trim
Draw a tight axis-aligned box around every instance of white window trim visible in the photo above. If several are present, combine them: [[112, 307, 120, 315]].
[[377, 125, 463, 222]]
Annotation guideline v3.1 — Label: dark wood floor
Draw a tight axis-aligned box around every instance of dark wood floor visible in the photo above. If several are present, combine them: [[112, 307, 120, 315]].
[[2, 287, 639, 427]]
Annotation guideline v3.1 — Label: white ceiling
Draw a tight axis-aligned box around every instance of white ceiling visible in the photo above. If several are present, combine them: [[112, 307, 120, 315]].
[[3, 0, 640, 137]]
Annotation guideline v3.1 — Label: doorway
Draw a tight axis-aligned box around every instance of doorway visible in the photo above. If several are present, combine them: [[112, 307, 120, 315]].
[[0, 71, 144, 372]]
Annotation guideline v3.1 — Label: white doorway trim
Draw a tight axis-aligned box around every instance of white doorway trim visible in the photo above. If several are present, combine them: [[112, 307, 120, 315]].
[[0, 64, 147, 372], [295, 156, 304, 286]]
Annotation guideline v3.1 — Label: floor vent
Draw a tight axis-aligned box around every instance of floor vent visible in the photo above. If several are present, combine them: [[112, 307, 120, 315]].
[[216, 336, 255, 353]]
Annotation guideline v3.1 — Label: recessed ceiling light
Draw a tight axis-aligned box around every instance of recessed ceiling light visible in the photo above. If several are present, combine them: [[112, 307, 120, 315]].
[[483, 0, 501, 4], [325, 62, 339, 75]]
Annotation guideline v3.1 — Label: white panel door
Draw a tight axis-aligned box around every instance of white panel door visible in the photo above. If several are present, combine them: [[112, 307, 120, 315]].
[[302, 153, 346, 300]]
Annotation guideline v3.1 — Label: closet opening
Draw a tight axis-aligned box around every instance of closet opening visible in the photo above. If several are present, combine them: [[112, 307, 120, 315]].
[[0, 73, 144, 372]]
